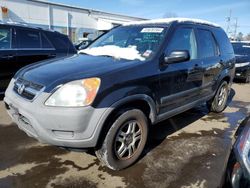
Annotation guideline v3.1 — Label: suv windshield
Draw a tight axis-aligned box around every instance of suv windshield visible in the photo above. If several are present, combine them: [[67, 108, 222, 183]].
[[80, 25, 168, 61], [232, 42, 250, 55]]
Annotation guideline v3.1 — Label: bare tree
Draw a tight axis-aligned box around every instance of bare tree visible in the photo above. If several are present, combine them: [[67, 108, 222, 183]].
[[236, 32, 244, 41], [244, 33, 250, 41]]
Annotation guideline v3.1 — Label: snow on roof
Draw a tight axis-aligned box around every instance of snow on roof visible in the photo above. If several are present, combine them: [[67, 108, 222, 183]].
[[123, 17, 220, 27]]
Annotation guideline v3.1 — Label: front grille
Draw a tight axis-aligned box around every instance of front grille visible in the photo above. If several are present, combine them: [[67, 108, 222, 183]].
[[13, 78, 44, 100]]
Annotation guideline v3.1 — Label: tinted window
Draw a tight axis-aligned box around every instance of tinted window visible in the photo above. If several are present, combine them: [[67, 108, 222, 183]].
[[167, 28, 197, 60], [213, 28, 234, 55], [48, 33, 72, 51], [17, 29, 40, 48], [41, 33, 54, 49], [197, 29, 217, 58], [0, 28, 11, 49]]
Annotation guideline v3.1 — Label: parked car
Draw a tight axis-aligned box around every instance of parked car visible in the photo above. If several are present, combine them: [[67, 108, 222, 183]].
[[224, 118, 250, 188], [231, 41, 250, 83], [74, 38, 92, 50], [0, 22, 77, 94], [4, 18, 235, 170]]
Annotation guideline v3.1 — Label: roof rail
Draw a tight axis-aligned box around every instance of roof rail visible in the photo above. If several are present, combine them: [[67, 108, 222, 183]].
[[0, 20, 57, 32]]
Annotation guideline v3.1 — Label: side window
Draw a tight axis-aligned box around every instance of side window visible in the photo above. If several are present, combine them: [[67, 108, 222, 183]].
[[197, 29, 218, 58], [166, 28, 197, 60], [214, 29, 234, 55], [17, 29, 40, 48], [41, 33, 54, 49], [0, 28, 11, 49]]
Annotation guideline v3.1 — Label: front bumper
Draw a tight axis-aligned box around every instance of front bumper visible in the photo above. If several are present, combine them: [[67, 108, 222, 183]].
[[235, 66, 250, 79], [4, 79, 106, 148]]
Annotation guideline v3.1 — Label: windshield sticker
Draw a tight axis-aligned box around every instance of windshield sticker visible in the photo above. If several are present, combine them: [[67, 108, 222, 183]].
[[141, 28, 164, 33], [142, 50, 153, 58]]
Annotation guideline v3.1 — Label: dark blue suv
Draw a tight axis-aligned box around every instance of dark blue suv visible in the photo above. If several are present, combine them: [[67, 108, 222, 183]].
[[4, 18, 235, 170]]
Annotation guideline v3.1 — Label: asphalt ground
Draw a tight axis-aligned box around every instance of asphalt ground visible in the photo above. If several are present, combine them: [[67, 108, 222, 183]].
[[0, 83, 250, 188]]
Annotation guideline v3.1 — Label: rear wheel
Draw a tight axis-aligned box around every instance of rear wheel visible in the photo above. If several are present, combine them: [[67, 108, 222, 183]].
[[95, 109, 148, 170], [207, 81, 229, 113]]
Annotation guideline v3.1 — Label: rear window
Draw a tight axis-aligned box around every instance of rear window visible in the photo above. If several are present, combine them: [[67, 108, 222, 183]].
[[197, 29, 218, 58], [232, 43, 250, 55], [0, 28, 11, 49], [17, 29, 40, 48]]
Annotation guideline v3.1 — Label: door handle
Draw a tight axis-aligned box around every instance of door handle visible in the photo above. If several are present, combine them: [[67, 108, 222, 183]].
[[49, 54, 56, 58]]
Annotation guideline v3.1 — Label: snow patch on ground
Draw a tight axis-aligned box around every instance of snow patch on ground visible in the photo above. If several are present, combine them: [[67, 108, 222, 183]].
[[124, 17, 220, 27], [79, 45, 145, 61]]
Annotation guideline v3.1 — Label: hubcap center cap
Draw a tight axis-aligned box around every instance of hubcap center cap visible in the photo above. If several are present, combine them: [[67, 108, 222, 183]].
[[125, 134, 133, 145]]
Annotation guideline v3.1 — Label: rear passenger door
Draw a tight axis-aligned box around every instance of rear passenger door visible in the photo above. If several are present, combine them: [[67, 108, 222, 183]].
[[159, 26, 203, 114], [15, 28, 56, 71], [0, 26, 17, 92], [196, 28, 222, 97]]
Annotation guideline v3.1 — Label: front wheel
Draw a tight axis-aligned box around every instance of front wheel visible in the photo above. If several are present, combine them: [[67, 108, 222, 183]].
[[207, 81, 229, 113], [95, 109, 148, 170]]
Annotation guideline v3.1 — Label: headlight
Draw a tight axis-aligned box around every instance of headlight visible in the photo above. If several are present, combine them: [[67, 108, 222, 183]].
[[45, 78, 101, 107], [235, 62, 250, 68]]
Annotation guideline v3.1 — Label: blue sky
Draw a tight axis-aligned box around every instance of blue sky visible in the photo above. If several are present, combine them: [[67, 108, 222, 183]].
[[50, 0, 250, 35]]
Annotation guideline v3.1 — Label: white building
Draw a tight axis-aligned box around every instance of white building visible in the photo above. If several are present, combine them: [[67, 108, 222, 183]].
[[0, 0, 145, 42]]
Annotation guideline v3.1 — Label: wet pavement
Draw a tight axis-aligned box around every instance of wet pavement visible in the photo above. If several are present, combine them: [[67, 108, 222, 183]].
[[0, 83, 250, 188]]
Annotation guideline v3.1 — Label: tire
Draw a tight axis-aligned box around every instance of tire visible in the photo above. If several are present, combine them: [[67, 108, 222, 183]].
[[95, 109, 148, 170], [207, 81, 229, 113]]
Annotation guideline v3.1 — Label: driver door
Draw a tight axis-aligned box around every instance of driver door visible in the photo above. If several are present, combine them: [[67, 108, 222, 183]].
[[158, 25, 203, 115]]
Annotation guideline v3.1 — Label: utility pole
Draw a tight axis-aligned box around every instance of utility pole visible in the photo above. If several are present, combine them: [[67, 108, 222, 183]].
[[226, 9, 232, 35], [233, 18, 238, 40]]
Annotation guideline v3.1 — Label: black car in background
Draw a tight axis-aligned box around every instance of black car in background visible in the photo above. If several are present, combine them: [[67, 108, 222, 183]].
[[231, 41, 250, 83], [0, 22, 77, 94]]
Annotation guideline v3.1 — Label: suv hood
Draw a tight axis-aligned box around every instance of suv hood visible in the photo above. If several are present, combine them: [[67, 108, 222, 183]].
[[17, 54, 141, 91]]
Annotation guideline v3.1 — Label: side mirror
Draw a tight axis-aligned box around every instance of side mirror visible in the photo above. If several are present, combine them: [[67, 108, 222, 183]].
[[164, 50, 190, 64]]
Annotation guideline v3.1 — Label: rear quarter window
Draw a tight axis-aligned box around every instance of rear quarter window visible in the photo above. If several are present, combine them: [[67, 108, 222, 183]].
[[41, 33, 54, 49], [46, 32, 75, 52], [213, 28, 234, 55]]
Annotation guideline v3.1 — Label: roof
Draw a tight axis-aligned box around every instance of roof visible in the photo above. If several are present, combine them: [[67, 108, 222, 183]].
[[28, 0, 146, 22], [123, 18, 220, 27], [0, 21, 58, 33]]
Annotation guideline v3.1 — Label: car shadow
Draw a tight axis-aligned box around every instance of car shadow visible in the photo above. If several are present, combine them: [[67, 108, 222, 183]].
[[141, 88, 236, 159]]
